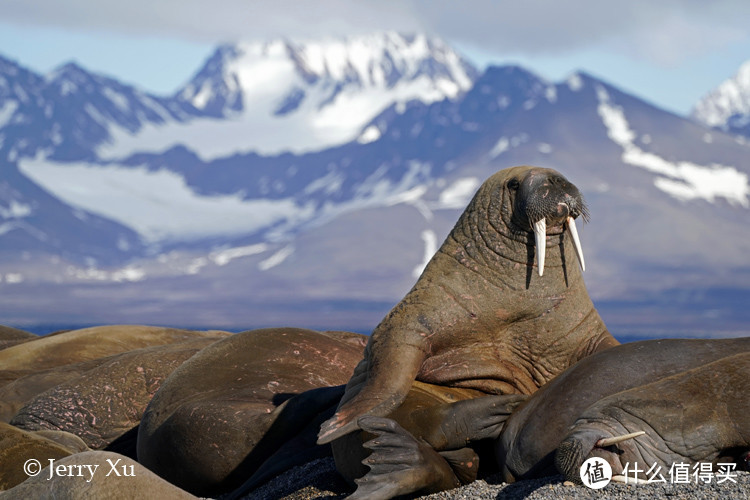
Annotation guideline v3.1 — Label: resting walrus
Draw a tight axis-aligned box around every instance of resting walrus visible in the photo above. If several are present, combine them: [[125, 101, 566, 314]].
[[555, 350, 750, 483], [496, 337, 750, 482], [138, 328, 366, 496], [317, 166, 618, 498]]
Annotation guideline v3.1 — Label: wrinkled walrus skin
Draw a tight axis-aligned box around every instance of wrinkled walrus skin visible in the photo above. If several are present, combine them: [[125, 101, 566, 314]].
[[555, 351, 750, 483], [320, 166, 618, 498], [9, 337, 224, 450], [319, 166, 617, 445], [497, 337, 750, 482]]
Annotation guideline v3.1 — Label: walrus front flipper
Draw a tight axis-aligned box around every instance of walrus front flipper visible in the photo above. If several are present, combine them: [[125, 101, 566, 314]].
[[318, 340, 425, 444], [348, 416, 461, 500], [413, 394, 529, 450]]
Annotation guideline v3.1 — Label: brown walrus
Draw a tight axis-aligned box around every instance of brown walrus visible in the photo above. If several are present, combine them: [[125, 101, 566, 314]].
[[496, 337, 750, 482], [10, 336, 226, 451], [0, 422, 83, 490], [554, 350, 750, 484], [2, 451, 198, 499], [0, 325, 36, 352], [318, 166, 618, 498], [137, 327, 367, 497], [0, 325, 229, 372]]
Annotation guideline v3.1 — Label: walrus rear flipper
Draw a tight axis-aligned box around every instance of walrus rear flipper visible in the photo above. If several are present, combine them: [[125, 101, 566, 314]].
[[317, 339, 425, 444]]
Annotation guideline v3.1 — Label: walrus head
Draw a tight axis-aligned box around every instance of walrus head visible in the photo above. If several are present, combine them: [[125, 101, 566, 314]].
[[506, 168, 588, 276], [555, 428, 646, 484]]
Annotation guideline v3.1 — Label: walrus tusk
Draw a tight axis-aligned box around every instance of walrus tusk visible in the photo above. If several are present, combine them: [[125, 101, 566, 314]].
[[596, 431, 646, 447], [533, 218, 546, 276], [566, 217, 585, 272]]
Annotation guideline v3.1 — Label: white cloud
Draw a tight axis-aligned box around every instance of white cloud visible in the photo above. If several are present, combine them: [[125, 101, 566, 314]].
[[4, 0, 750, 65]]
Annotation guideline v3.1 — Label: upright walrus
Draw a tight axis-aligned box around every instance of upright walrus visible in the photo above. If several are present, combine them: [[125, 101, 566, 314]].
[[317, 166, 618, 497]]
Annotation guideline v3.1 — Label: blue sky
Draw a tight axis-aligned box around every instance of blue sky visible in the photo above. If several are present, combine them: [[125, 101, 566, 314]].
[[3, 0, 750, 115]]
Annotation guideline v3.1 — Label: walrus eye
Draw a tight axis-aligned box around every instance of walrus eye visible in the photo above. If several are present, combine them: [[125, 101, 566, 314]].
[[507, 179, 520, 190]]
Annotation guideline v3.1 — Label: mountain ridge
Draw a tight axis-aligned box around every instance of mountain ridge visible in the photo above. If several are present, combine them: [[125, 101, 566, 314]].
[[1, 34, 749, 335]]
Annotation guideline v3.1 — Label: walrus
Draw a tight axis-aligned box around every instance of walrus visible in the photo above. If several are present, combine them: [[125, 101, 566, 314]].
[[0, 357, 121, 422], [1, 451, 198, 499], [0, 422, 82, 490], [10, 336, 225, 451], [0, 325, 229, 372], [554, 351, 750, 483], [0, 325, 36, 352], [318, 166, 618, 498], [137, 328, 366, 497], [496, 337, 750, 482]]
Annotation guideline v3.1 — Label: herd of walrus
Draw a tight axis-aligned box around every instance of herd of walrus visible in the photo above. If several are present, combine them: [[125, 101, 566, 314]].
[[0, 166, 748, 499]]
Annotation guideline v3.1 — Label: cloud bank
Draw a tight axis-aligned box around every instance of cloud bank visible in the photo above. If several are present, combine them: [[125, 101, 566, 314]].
[[5, 0, 750, 66]]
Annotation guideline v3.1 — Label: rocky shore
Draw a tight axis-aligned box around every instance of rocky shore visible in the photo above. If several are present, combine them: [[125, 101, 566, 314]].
[[241, 457, 750, 500]]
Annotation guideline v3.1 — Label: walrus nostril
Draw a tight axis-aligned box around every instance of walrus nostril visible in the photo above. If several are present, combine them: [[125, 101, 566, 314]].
[[555, 438, 586, 483]]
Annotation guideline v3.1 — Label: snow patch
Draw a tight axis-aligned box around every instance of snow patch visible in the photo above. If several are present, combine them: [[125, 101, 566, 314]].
[[4, 273, 23, 284], [0, 101, 18, 128], [18, 158, 316, 242], [692, 60, 750, 126], [0, 200, 32, 219], [185, 257, 208, 275], [111, 267, 146, 282], [69, 265, 145, 282], [597, 86, 749, 207], [413, 230, 437, 278], [0, 222, 18, 236], [102, 87, 131, 113], [487, 133, 529, 160], [304, 170, 345, 196], [439, 177, 480, 208], [567, 74, 583, 92], [100, 34, 476, 160], [295, 161, 434, 236], [209, 243, 268, 266], [358, 125, 382, 144], [545, 86, 557, 103], [489, 137, 509, 158], [258, 245, 294, 271]]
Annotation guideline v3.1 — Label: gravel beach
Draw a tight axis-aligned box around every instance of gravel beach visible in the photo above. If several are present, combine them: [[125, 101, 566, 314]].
[[240, 457, 750, 500]]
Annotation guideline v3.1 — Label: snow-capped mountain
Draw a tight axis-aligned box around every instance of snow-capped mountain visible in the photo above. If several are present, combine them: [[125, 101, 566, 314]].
[[1, 35, 749, 337], [102, 32, 478, 160], [0, 55, 200, 162], [0, 32, 477, 252], [692, 60, 750, 137]]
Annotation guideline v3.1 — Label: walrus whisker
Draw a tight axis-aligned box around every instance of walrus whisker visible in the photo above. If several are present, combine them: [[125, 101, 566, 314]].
[[596, 431, 646, 447], [612, 474, 649, 484], [533, 218, 546, 276], [566, 217, 585, 272]]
